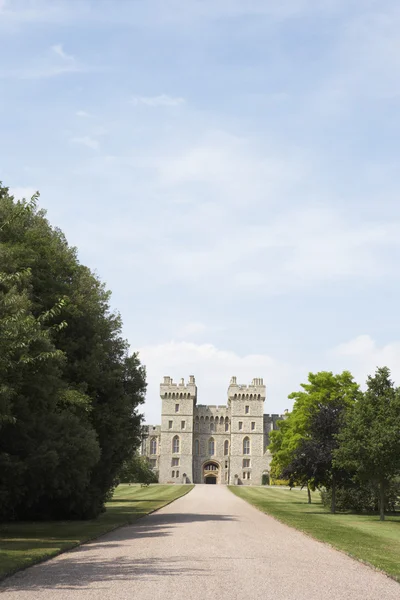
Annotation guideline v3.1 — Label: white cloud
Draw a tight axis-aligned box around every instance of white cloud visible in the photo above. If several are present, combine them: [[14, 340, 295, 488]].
[[51, 43, 73, 61], [131, 94, 185, 107], [76, 110, 92, 118], [70, 136, 99, 150], [332, 335, 400, 387], [138, 340, 298, 424]]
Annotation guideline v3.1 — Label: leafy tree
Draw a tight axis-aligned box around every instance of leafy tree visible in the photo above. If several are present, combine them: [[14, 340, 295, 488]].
[[0, 184, 146, 520], [334, 367, 400, 521], [118, 454, 158, 485], [282, 399, 352, 512], [270, 371, 359, 503]]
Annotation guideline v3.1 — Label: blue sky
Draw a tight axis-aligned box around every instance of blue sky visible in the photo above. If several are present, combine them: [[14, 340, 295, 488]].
[[2, 0, 400, 424]]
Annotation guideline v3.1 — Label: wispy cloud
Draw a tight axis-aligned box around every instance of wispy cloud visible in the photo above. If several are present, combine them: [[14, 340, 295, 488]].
[[131, 94, 185, 107], [0, 43, 83, 79], [76, 110, 93, 118], [70, 136, 100, 150], [51, 43, 73, 61], [331, 335, 400, 388]]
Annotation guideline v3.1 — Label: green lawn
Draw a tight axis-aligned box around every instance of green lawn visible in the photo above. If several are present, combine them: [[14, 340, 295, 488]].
[[0, 484, 193, 580], [230, 486, 400, 581]]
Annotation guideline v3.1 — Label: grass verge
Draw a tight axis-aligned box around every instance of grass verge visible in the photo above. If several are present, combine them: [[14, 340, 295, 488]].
[[229, 486, 400, 582], [0, 484, 193, 580]]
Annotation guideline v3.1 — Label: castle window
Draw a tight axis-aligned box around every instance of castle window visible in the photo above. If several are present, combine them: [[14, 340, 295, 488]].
[[210, 423, 214, 432], [238, 421, 243, 431], [168, 420, 173, 429], [225, 460, 228, 468], [245, 405, 249, 414], [224, 440, 229, 456], [251, 421, 255, 431], [195, 439, 199, 455], [150, 459, 157, 468], [195, 423, 199, 432], [175, 404, 179, 412], [208, 438, 215, 456], [181, 420, 185, 429], [243, 437, 250, 455], [172, 457, 179, 466], [176, 470, 180, 478], [225, 421, 229, 432], [150, 438, 157, 455], [243, 458, 250, 468], [172, 470, 175, 477], [172, 435, 180, 453]]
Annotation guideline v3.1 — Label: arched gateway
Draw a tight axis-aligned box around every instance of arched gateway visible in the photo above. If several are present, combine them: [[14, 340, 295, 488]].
[[203, 461, 219, 484]]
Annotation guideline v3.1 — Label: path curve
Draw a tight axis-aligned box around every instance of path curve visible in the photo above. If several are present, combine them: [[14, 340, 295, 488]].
[[1, 485, 399, 600]]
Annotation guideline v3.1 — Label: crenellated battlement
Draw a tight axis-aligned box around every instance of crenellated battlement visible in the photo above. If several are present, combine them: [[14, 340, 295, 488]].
[[160, 375, 197, 399], [227, 375, 266, 401]]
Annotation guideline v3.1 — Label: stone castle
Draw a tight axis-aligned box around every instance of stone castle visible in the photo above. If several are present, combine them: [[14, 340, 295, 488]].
[[141, 375, 285, 485]]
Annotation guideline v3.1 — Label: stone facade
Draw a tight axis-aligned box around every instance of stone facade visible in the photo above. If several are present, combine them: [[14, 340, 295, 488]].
[[141, 375, 285, 485]]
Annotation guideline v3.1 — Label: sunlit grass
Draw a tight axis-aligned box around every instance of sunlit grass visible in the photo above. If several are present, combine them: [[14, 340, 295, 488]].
[[230, 486, 400, 581]]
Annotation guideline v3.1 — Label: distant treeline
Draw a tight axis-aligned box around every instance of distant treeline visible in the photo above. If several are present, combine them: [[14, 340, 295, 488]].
[[270, 369, 400, 520], [0, 185, 146, 522]]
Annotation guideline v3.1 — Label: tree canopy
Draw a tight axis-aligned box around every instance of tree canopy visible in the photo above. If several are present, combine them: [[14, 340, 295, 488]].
[[334, 367, 400, 521], [0, 185, 146, 520]]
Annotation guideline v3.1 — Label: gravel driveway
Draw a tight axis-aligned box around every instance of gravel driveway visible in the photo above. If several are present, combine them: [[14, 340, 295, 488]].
[[1, 485, 399, 600]]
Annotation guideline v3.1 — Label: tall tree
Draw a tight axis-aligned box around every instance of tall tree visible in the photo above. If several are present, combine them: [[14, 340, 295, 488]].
[[270, 371, 359, 503], [334, 367, 400, 521], [282, 399, 351, 512], [0, 184, 146, 520]]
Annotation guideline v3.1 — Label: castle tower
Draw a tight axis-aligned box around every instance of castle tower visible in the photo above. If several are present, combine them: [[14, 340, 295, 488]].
[[227, 377, 266, 485], [159, 376, 197, 484]]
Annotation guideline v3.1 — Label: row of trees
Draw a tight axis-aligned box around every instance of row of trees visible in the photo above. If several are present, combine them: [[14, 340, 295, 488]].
[[270, 369, 400, 520], [0, 185, 146, 521]]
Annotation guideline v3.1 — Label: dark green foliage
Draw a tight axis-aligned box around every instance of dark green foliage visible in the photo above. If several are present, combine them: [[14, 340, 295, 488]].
[[0, 185, 146, 521], [118, 454, 158, 485], [320, 480, 400, 513], [270, 371, 359, 506], [282, 399, 352, 512], [334, 367, 400, 520]]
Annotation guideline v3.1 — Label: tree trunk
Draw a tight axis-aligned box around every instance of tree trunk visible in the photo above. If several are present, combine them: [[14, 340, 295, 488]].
[[331, 475, 336, 514], [379, 479, 385, 521], [307, 482, 312, 504]]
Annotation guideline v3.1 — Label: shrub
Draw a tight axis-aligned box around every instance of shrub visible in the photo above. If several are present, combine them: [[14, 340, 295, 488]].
[[320, 479, 400, 513]]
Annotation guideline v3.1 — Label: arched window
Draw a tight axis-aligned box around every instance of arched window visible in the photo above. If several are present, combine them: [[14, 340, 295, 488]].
[[224, 440, 229, 456], [150, 438, 157, 455], [225, 420, 229, 432], [208, 437, 215, 456], [195, 422, 199, 432], [210, 423, 214, 432], [195, 439, 199, 455], [243, 437, 250, 455], [172, 435, 180, 453]]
